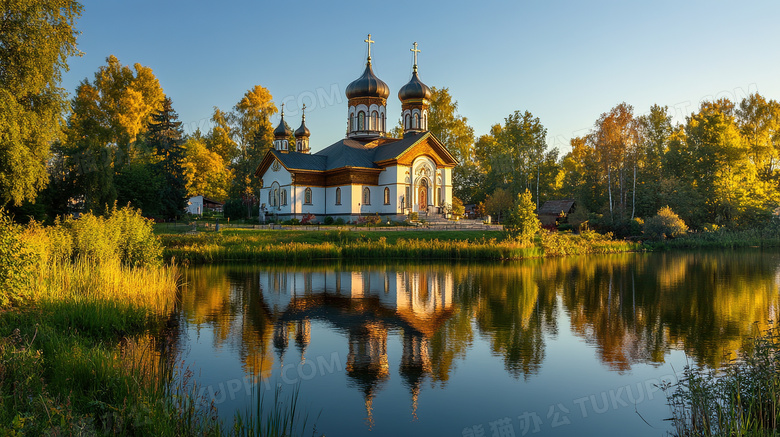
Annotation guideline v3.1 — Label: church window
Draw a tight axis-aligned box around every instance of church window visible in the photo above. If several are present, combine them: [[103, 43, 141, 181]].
[[413, 113, 420, 129], [282, 189, 287, 206], [404, 113, 411, 130], [423, 112, 428, 129], [304, 188, 312, 205], [405, 186, 411, 208], [335, 187, 341, 205], [269, 190, 274, 207], [350, 113, 355, 131], [383, 187, 390, 205], [371, 111, 378, 130], [358, 111, 365, 131], [363, 187, 371, 205]]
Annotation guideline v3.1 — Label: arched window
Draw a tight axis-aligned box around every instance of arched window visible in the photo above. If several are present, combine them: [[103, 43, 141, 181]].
[[372, 111, 378, 130], [363, 187, 371, 205], [413, 113, 420, 129], [335, 187, 341, 205], [282, 189, 287, 206], [273, 188, 279, 207], [423, 112, 428, 130], [350, 113, 355, 131], [404, 113, 411, 130], [269, 190, 274, 207], [383, 187, 390, 205], [304, 187, 312, 204], [358, 111, 365, 131]]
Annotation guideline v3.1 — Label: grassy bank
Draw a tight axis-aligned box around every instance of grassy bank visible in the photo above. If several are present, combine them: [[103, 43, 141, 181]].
[[665, 323, 780, 437], [0, 207, 220, 435], [1, 208, 316, 436], [645, 226, 780, 250], [158, 227, 639, 263]]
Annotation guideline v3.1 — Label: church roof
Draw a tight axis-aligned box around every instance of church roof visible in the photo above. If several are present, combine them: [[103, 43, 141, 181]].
[[256, 131, 457, 177]]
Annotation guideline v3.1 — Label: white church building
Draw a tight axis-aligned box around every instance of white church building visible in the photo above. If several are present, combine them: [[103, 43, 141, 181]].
[[255, 36, 457, 222]]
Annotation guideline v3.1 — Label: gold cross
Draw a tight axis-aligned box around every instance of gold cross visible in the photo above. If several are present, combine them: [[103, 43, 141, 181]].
[[411, 42, 421, 66], [301, 103, 306, 119], [364, 34, 375, 60], [280, 102, 285, 116]]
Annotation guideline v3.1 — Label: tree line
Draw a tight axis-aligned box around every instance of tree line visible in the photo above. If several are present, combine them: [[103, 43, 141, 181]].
[[4, 1, 779, 231]]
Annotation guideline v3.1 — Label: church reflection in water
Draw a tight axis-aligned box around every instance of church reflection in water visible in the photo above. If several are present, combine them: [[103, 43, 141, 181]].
[[180, 252, 780, 426], [260, 269, 455, 425]]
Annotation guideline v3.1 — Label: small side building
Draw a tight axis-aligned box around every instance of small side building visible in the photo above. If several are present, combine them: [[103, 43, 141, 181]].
[[187, 196, 224, 215], [538, 199, 576, 226]]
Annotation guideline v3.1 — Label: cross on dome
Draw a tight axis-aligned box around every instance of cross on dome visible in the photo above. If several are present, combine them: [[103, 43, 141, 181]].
[[364, 34, 375, 63], [411, 42, 420, 68]]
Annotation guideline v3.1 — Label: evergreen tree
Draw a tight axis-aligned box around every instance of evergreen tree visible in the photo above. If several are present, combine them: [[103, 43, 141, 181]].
[[148, 97, 187, 219]]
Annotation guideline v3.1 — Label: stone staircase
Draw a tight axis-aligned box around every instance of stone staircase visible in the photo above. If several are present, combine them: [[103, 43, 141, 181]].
[[419, 212, 502, 230]]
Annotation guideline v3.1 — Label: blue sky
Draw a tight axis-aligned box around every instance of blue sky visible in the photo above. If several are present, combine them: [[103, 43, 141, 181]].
[[61, 0, 780, 154]]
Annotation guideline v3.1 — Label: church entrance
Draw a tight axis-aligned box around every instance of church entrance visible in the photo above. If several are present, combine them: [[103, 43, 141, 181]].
[[418, 180, 428, 212]]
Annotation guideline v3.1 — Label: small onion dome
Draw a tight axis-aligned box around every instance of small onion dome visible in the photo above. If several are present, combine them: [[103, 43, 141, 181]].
[[294, 117, 310, 138], [399, 70, 431, 101], [273, 115, 292, 138], [346, 63, 390, 100]]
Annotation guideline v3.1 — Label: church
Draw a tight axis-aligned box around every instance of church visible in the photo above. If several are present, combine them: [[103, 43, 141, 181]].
[[255, 35, 458, 222]]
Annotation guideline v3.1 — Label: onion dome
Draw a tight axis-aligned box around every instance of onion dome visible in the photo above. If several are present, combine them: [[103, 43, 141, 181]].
[[398, 69, 431, 101], [273, 109, 292, 138], [295, 107, 310, 138], [346, 62, 390, 100]]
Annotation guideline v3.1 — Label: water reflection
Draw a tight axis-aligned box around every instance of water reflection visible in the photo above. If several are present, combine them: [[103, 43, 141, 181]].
[[179, 251, 780, 431]]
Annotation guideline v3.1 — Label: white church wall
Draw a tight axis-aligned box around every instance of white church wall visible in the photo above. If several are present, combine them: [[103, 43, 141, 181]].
[[324, 186, 353, 217]]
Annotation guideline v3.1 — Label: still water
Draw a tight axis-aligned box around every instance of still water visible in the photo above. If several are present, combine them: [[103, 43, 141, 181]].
[[173, 251, 780, 436]]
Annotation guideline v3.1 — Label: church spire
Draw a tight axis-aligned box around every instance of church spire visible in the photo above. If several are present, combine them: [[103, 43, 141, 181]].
[[273, 103, 292, 152], [399, 42, 432, 136], [345, 34, 389, 139], [294, 104, 311, 153]]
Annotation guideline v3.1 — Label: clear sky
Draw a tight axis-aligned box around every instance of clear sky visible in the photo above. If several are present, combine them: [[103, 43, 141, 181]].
[[61, 0, 780, 155]]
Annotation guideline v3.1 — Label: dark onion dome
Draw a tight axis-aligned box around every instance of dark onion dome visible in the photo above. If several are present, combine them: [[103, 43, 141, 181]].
[[346, 62, 390, 100], [273, 114, 292, 138], [398, 69, 432, 101], [294, 117, 310, 138]]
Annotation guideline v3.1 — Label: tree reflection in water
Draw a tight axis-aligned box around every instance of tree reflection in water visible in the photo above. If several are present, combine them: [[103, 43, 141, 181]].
[[179, 251, 780, 423]]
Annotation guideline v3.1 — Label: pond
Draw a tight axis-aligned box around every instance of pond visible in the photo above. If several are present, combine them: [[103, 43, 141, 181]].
[[172, 250, 780, 436]]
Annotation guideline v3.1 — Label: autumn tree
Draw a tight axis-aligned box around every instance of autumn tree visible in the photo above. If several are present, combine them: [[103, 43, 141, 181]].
[[182, 136, 232, 201], [60, 56, 164, 212], [0, 0, 82, 206], [427, 87, 476, 199]]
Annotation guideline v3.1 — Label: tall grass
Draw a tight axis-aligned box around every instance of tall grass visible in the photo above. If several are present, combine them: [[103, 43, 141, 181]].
[[1, 206, 317, 435], [665, 323, 780, 436], [161, 230, 636, 264]]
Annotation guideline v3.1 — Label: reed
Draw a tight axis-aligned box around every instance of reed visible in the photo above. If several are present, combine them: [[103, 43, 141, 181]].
[[665, 323, 780, 437], [161, 230, 636, 264]]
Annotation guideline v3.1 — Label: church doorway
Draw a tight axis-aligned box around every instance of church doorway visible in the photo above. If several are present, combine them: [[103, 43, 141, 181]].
[[418, 179, 428, 212]]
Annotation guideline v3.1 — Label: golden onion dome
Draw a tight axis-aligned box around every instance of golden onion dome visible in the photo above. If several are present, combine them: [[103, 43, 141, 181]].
[[273, 113, 292, 138], [346, 62, 390, 100], [294, 118, 310, 138], [398, 70, 431, 101]]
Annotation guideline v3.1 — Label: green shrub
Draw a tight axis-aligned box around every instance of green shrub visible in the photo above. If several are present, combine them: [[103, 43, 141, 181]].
[[334, 217, 345, 225], [0, 211, 36, 307], [644, 206, 688, 240], [408, 212, 419, 221], [504, 189, 541, 244], [323, 216, 334, 225]]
